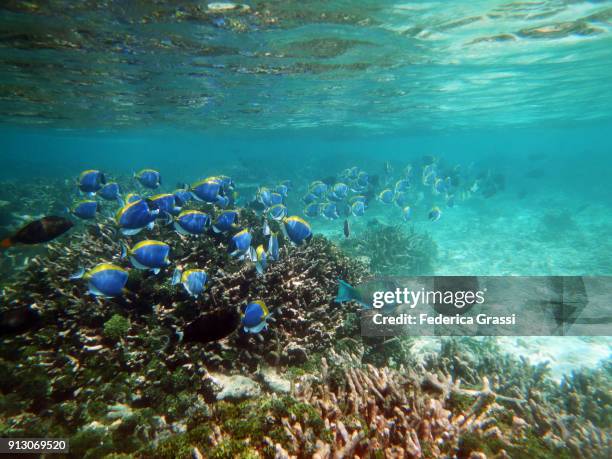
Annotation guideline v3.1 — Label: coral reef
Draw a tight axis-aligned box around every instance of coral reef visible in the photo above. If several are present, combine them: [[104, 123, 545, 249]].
[[340, 222, 437, 275]]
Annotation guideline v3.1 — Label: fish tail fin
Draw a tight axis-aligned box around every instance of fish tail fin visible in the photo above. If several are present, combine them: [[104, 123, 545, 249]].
[[69, 267, 85, 280], [171, 269, 182, 285], [255, 262, 264, 277], [120, 243, 128, 259], [1, 238, 12, 249], [335, 279, 359, 304]]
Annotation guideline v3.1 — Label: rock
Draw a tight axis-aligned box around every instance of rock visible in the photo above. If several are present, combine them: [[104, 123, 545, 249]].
[[285, 342, 309, 364], [211, 373, 262, 400], [258, 368, 291, 394]]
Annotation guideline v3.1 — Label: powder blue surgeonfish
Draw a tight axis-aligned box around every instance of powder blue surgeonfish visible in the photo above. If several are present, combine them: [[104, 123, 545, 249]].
[[229, 229, 252, 259], [172, 268, 207, 298], [174, 210, 210, 236], [135, 169, 161, 189], [115, 199, 159, 235], [70, 263, 128, 298], [254, 245, 267, 276], [99, 182, 122, 202], [351, 201, 365, 217], [123, 240, 170, 274], [429, 206, 442, 222], [267, 232, 279, 261], [213, 210, 239, 233], [378, 189, 395, 204], [267, 204, 287, 221], [304, 203, 321, 218], [78, 170, 106, 194], [149, 193, 181, 216], [283, 216, 312, 245], [191, 177, 222, 203], [71, 200, 99, 220], [173, 189, 192, 207], [241, 300, 270, 334], [125, 193, 142, 204]]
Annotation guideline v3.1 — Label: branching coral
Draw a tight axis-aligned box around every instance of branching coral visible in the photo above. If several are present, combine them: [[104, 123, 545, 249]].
[[340, 222, 437, 275]]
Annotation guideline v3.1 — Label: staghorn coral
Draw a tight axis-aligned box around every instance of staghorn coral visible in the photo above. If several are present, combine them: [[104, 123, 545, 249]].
[[340, 222, 437, 275]]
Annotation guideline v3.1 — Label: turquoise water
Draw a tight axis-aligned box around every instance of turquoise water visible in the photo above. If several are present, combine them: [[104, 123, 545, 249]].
[[0, 1, 611, 457]]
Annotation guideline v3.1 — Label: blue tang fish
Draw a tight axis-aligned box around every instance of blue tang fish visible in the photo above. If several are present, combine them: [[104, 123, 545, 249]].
[[191, 178, 222, 203], [135, 169, 161, 189], [283, 216, 312, 245], [309, 181, 328, 198], [351, 201, 365, 217], [78, 170, 106, 194], [115, 199, 159, 235], [150, 193, 181, 216], [267, 204, 287, 221], [212, 210, 239, 233], [174, 210, 210, 236], [267, 232, 279, 261], [229, 228, 252, 258], [302, 192, 318, 204], [304, 203, 321, 218], [378, 189, 395, 204], [242, 300, 270, 334], [99, 182, 122, 201], [173, 189, 192, 207], [429, 206, 442, 222], [321, 202, 339, 220], [71, 200, 98, 220], [125, 193, 142, 204], [254, 244, 267, 276], [70, 263, 128, 298], [124, 240, 170, 274], [172, 268, 208, 298]]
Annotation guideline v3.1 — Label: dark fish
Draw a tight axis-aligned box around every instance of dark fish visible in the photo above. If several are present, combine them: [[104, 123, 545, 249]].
[[0, 305, 41, 335], [183, 309, 240, 343], [1, 216, 73, 249], [343, 219, 350, 238]]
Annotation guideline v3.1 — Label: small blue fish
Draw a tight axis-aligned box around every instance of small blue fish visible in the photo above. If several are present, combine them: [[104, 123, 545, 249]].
[[78, 170, 106, 194], [71, 200, 98, 220], [150, 193, 181, 216], [191, 178, 222, 203], [125, 193, 142, 204], [321, 202, 339, 220], [309, 181, 328, 198], [429, 206, 442, 222], [304, 202, 321, 218], [124, 240, 171, 274], [267, 204, 288, 221], [395, 179, 410, 193], [257, 187, 273, 207], [275, 184, 289, 197], [351, 201, 365, 217], [174, 210, 210, 236], [135, 169, 161, 189], [212, 210, 239, 233], [302, 193, 318, 204], [242, 300, 270, 334], [173, 189, 193, 207], [99, 182, 121, 201], [402, 206, 413, 221], [378, 189, 394, 204], [229, 228, 252, 258], [254, 244, 267, 276], [329, 183, 348, 201], [267, 232, 279, 261], [283, 216, 312, 245], [215, 194, 230, 208], [172, 268, 207, 298], [115, 199, 159, 235], [394, 191, 410, 208], [70, 263, 128, 298]]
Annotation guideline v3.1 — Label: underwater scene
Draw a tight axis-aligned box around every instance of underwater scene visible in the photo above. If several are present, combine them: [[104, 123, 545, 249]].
[[0, 1, 611, 458]]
